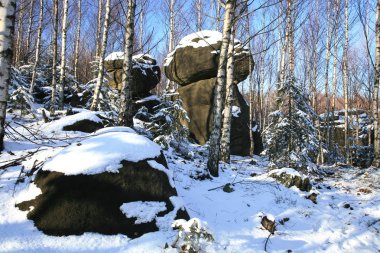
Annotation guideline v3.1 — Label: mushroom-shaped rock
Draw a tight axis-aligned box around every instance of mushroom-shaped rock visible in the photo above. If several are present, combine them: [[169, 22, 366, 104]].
[[176, 77, 263, 156], [164, 30, 253, 86], [16, 131, 189, 238], [104, 53, 161, 97]]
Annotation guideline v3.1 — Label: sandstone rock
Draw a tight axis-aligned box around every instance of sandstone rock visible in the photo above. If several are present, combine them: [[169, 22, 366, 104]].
[[104, 53, 160, 97], [164, 30, 253, 86], [16, 131, 189, 238], [269, 168, 312, 192], [176, 77, 263, 156]]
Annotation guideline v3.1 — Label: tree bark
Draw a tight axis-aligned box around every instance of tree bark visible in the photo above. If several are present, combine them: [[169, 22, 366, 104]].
[[372, 0, 380, 167], [74, 0, 82, 82], [207, 0, 235, 177], [29, 0, 44, 93], [90, 0, 111, 111], [14, 0, 24, 66], [50, 0, 58, 115], [58, 0, 69, 110], [95, 0, 103, 59], [165, 0, 175, 93], [118, 0, 136, 127], [220, 26, 235, 163], [25, 0, 35, 63], [343, 0, 349, 163], [0, 0, 16, 150]]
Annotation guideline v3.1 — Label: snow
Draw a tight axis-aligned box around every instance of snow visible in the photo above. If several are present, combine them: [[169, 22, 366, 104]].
[[93, 126, 136, 135], [104, 51, 124, 61], [136, 95, 160, 104], [120, 201, 167, 224], [147, 160, 175, 187], [41, 111, 103, 133], [1, 110, 380, 253], [42, 132, 162, 175], [231, 105, 241, 117], [269, 167, 302, 177]]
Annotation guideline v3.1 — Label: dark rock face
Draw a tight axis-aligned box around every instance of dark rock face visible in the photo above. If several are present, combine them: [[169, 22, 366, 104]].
[[104, 54, 161, 98], [62, 119, 104, 133], [164, 40, 252, 86], [17, 154, 189, 238], [177, 78, 263, 156]]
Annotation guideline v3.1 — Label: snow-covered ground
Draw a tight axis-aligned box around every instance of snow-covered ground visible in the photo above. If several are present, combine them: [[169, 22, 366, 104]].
[[1, 111, 379, 252]]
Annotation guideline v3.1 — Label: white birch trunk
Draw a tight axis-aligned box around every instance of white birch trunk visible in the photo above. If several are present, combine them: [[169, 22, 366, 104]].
[[372, 0, 380, 167], [50, 0, 58, 115], [15, 0, 24, 66], [95, 0, 103, 59], [74, 0, 82, 81], [165, 0, 175, 93], [58, 0, 69, 110], [90, 0, 111, 111], [0, 0, 16, 150], [207, 0, 235, 177], [343, 0, 349, 163], [25, 0, 35, 62], [29, 0, 44, 93], [220, 27, 235, 163], [118, 0, 136, 127]]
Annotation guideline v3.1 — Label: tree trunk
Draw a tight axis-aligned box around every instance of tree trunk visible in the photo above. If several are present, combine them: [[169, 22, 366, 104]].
[[74, 0, 82, 82], [14, 0, 24, 66], [29, 0, 44, 94], [372, 0, 380, 167], [58, 0, 69, 110], [196, 0, 202, 31], [90, 0, 111, 111], [323, 0, 332, 154], [220, 27, 235, 163], [118, 0, 136, 127], [25, 0, 35, 63], [165, 0, 175, 93], [139, 0, 144, 52], [96, 0, 103, 59], [0, 0, 16, 151], [207, 0, 235, 177], [312, 0, 319, 113], [343, 0, 349, 163], [50, 0, 58, 115]]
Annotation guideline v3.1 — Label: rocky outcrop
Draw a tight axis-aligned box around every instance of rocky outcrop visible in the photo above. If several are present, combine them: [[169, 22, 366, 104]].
[[17, 131, 189, 238], [164, 31, 262, 156], [104, 53, 161, 98], [164, 30, 253, 86], [269, 168, 312, 192]]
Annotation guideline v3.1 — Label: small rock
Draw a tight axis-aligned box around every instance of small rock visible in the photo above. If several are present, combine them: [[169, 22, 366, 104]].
[[343, 203, 351, 209], [250, 173, 257, 177], [249, 160, 257, 165], [261, 216, 276, 234], [306, 193, 318, 204], [223, 183, 234, 193]]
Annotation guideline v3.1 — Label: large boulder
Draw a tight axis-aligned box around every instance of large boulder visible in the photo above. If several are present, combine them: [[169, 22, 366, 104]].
[[177, 78, 263, 156], [104, 53, 161, 98], [17, 130, 189, 238], [269, 168, 312, 192], [164, 30, 253, 86]]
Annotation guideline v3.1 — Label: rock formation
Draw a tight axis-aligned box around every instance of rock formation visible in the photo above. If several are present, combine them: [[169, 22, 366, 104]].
[[104, 53, 161, 98], [17, 130, 188, 238], [164, 30, 263, 156]]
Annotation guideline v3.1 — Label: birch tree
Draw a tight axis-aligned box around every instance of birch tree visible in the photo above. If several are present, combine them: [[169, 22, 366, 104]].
[[29, 0, 44, 93], [118, 0, 137, 127], [74, 0, 82, 81], [0, 0, 16, 150], [343, 0, 349, 163], [207, 0, 236, 177], [25, 0, 35, 62], [220, 26, 235, 163], [58, 0, 69, 109], [90, 0, 111, 111], [372, 0, 380, 167], [96, 0, 104, 59], [50, 0, 58, 115], [165, 0, 176, 92]]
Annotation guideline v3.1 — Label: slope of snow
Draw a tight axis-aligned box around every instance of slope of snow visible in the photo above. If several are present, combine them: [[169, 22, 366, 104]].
[[42, 132, 162, 175]]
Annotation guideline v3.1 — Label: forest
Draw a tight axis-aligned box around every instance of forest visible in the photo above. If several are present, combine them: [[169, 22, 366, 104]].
[[0, 0, 379, 252]]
